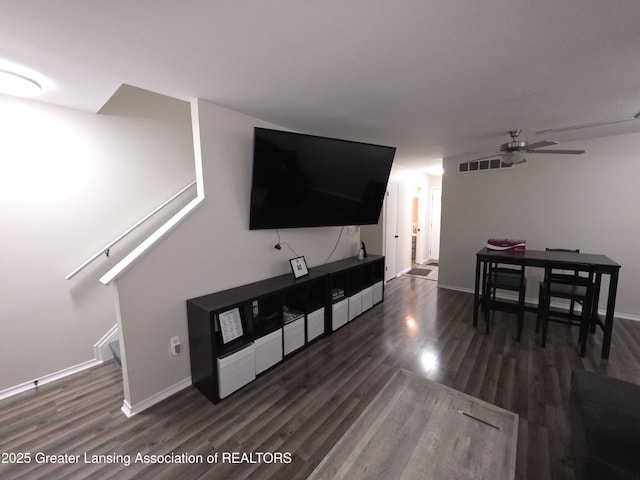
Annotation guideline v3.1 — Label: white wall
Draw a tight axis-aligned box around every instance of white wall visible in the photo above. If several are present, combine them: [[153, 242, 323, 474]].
[[439, 131, 640, 319], [0, 87, 195, 392], [360, 220, 383, 255], [112, 100, 360, 408]]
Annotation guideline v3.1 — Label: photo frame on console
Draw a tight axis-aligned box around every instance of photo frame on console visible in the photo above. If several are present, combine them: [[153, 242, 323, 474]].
[[289, 256, 309, 279]]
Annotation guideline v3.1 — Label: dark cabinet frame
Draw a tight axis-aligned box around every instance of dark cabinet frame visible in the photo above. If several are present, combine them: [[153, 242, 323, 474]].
[[187, 255, 385, 403]]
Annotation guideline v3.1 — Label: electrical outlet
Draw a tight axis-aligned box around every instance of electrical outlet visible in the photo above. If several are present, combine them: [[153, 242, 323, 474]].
[[170, 336, 181, 355]]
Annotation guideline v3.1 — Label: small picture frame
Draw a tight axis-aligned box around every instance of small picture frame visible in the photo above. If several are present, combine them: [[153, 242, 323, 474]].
[[289, 256, 309, 279]]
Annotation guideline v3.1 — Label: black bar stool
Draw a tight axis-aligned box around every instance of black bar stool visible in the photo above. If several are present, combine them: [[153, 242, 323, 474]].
[[537, 261, 595, 356], [483, 262, 527, 341]]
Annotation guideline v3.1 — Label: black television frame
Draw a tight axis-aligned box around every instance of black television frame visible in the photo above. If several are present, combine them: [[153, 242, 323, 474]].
[[249, 127, 395, 230]]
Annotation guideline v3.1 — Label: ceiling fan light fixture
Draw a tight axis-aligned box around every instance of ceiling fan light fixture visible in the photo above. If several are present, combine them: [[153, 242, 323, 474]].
[[502, 151, 526, 165], [467, 129, 583, 167]]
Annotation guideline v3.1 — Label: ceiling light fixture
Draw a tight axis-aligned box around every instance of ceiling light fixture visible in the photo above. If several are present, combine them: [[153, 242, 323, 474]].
[[502, 151, 527, 165], [0, 68, 43, 97]]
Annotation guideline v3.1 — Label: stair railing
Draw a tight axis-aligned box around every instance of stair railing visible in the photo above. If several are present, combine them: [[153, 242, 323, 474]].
[[65, 180, 196, 280]]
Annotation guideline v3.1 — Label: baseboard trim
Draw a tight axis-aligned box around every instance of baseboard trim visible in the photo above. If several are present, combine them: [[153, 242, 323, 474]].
[[397, 267, 411, 276], [438, 284, 640, 322], [0, 358, 104, 401], [438, 284, 473, 294], [93, 324, 119, 362], [1, 325, 121, 402], [615, 311, 640, 322], [121, 376, 192, 418]]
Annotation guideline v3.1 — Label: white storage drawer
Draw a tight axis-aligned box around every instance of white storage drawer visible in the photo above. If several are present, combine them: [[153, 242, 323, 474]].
[[332, 298, 349, 331], [373, 281, 384, 304], [307, 308, 325, 342], [349, 292, 362, 321], [254, 329, 282, 375], [217, 343, 255, 399], [361, 286, 374, 312], [283, 317, 305, 356]]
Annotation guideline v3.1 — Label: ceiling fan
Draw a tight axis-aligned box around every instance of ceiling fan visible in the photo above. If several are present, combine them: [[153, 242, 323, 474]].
[[470, 129, 585, 165]]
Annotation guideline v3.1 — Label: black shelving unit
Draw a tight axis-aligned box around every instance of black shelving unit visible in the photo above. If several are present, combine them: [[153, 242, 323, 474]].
[[313, 254, 385, 331], [187, 255, 384, 403]]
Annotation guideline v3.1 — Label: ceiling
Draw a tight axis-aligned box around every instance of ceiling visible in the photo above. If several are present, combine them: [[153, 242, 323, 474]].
[[3, 0, 640, 172]]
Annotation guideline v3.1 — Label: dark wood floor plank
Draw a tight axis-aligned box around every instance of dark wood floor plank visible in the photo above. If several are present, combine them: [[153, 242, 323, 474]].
[[526, 420, 552, 480], [1, 274, 639, 480], [494, 354, 515, 411]]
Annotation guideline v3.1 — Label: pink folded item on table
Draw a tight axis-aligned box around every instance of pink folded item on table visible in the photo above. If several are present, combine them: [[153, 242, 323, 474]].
[[487, 239, 526, 252]]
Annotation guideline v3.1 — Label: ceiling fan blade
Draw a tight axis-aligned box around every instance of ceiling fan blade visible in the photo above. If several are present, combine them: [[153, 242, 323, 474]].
[[528, 149, 585, 155], [467, 153, 503, 162], [536, 110, 640, 134], [525, 140, 557, 150]]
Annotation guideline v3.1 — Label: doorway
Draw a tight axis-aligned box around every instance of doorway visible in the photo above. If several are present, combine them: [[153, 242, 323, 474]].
[[411, 189, 422, 264]]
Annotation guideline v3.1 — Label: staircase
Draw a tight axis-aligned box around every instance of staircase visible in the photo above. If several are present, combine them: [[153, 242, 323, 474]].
[[109, 341, 122, 367]]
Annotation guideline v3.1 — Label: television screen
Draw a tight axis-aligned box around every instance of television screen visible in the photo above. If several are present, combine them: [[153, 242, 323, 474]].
[[249, 127, 395, 230]]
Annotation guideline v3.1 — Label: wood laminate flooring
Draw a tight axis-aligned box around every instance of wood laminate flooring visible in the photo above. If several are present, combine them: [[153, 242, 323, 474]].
[[2, 276, 640, 480]]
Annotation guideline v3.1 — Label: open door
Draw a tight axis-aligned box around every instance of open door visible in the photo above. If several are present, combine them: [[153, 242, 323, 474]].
[[430, 187, 441, 261], [411, 196, 419, 263], [384, 182, 399, 282]]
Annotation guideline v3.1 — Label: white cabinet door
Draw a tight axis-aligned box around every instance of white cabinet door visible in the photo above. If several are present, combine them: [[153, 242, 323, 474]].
[[349, 292, 362, 321], [373, 281, 384, 304], [217, 344, 255, 399], [307, 308, 325, 342], [361, 286, 374, 312], [332, 298, 349, 331], [254, 330, 282, 375], [283, 317, 305, 356]]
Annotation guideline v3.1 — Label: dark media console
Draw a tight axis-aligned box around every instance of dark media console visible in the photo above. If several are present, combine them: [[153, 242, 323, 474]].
[[186, 255, 385, 403]]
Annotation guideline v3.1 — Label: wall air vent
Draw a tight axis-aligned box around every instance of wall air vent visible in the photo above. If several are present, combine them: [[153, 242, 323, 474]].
[[458, 158, 512, 173]]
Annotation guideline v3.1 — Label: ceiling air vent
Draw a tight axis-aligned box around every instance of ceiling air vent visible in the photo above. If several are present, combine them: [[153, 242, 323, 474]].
[[458, 158, 512, 173]]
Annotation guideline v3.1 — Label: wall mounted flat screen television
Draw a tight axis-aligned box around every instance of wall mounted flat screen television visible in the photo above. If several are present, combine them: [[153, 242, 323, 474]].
[[249, 127, 396, 230]]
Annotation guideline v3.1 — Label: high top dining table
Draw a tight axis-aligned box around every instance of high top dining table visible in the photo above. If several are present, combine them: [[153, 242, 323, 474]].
[[473, 248, 621, 359]]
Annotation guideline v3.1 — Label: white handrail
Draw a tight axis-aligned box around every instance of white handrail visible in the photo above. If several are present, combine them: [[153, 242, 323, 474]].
[[65, 180, 197, 280]]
